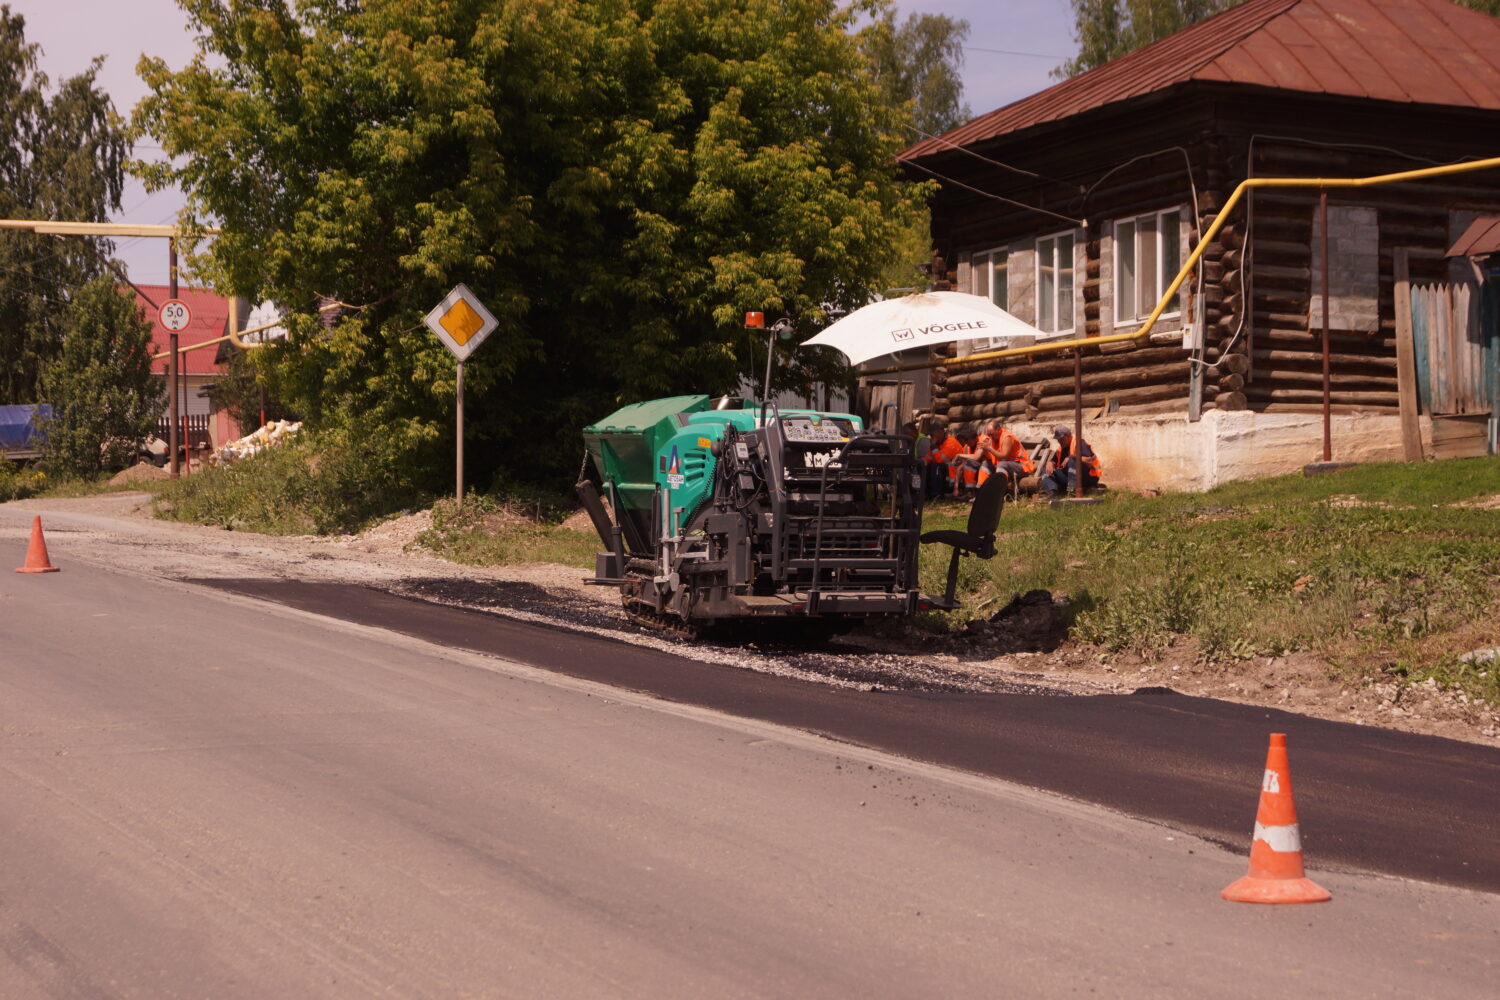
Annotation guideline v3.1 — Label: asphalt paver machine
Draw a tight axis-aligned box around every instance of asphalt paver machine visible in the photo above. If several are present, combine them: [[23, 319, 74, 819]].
[[577, 394, 1001, 635]]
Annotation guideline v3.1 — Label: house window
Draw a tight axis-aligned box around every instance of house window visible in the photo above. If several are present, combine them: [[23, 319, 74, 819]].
[[972, 249, 1008, 310], [1036, 231, 1075, 334], [1311, 205, 1379, 332], [958, 249, 1011, 356], [1114, 208, 1182, 324]]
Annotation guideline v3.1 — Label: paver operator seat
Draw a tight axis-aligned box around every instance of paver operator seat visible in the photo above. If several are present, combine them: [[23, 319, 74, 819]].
[[919, 474, 1007, 610]]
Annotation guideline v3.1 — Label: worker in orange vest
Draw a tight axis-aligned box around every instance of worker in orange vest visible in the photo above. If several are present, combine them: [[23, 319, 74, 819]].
[[923, 419, 961, 499], [981, 419, 1034, 490], [947, 423, 985, 497], [1043, 425, 1101, 497]]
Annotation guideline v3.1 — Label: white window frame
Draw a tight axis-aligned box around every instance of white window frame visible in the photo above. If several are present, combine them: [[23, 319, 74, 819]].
[[1113, 207, 1184, 326], [971, 247, 1009, 312], [1035, 229, 1076, 336], [959, 247, 1010, 355]]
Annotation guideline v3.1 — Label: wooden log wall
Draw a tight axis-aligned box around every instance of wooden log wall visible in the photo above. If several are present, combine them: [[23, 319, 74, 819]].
[[927, 127, 1500, 426], [1230, 141, 1500, 414], [931, 138, 1224, 424]]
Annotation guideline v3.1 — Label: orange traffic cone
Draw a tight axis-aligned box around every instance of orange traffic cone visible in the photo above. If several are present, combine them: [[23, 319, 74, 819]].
[[1222, 733, 1330, 903], [15, 515, 60, 573]]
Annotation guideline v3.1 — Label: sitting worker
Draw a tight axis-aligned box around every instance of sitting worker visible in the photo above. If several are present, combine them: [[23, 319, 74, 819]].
[[981, 419, 1035, 491], [948, 423, 990, 498], [924, 419, 960, 499], [1042, 425, 1102, 498]]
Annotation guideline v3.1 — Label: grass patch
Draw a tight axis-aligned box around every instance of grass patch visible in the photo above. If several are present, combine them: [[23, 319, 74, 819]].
[[1, 464, 158, 501], [415, 495, 598, 568], [0, 463, 49, 501], [919, 457, 1500, 706], [41, 475, 166, 498], [152, 436, 435, 535]]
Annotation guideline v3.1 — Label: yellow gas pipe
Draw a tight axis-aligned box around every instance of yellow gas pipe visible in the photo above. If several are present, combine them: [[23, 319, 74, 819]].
[[861, 155, 1500, 376]]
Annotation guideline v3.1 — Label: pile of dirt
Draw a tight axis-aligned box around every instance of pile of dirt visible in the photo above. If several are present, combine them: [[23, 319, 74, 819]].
[[108, 462, 170, 485], [946, 589, 1071, 655], [322, 509, 433, 555]]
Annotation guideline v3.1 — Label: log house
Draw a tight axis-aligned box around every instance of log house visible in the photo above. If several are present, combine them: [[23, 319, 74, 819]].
[[898, 0, 1500, 489]]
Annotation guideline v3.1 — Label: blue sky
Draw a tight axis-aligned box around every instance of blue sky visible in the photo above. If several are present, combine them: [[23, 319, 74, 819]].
[[11, 0, 1079, 283]]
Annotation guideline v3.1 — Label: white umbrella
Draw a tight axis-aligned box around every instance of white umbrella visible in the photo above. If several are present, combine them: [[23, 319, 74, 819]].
[[801, 291, 1045, 366]]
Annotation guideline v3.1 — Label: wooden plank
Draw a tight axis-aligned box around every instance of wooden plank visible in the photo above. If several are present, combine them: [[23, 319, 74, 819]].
[[1431, 416, 1489, 459], [1429, 285, 1451, 415], [1393, 249, 1424, 461], [1411, 286, 1431, 414], [1453, 284, 1474, 414]]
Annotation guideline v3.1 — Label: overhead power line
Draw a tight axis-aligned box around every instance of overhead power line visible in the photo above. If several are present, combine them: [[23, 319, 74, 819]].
[[963, 45, 1066, 60], [901, 158, 1084, 226]]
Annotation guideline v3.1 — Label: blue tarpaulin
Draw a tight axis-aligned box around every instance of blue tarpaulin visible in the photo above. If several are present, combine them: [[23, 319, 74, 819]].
[[0, 404, 51, 450]]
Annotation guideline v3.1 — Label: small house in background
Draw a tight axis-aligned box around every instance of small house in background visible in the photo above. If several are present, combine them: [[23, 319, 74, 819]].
[[134, 285, 242, 450], [899, 0, 1500, 489]]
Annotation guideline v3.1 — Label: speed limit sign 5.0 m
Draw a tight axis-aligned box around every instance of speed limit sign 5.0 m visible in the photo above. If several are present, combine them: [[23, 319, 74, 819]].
[[159, 299, 192, 332]]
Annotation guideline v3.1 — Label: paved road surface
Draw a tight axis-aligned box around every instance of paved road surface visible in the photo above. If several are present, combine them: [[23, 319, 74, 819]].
[[200, 578, 1500, 894], [2, 556, 1497, 997]]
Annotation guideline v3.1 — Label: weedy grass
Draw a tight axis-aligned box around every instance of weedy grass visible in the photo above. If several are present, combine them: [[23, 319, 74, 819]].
[[0, 463, 49, 501], [38, 475, 163, 499], [415, 494, 599, 568], [152, 438, 435, 535], [919, 457, 1500, 705], [2, 464, 158, 501]]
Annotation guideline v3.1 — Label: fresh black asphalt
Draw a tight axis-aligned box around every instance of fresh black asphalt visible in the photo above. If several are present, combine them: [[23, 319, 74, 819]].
[[195, 578, 1500, 894]]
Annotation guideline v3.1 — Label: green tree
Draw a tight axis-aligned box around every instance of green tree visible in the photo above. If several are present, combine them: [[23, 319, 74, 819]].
[[1456, 0, 1500, 16], [202, 348, 296, 434], [859, 4, 971, 135], [40, 276, 164, 476], [1057, 0, 1241, 78], [135, 0, 930, 488], [0, 6, 129, 403]]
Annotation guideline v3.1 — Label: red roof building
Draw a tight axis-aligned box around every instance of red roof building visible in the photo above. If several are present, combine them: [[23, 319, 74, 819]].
[[130, 285, 242, 450], [895, 0, 1500, 487]]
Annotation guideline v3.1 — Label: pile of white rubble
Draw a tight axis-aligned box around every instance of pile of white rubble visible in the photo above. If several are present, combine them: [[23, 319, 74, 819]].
[[211, 419, 303, 465]]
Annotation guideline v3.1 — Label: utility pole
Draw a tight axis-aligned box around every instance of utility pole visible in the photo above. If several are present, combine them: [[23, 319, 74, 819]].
[[168, 242, 180, 478]]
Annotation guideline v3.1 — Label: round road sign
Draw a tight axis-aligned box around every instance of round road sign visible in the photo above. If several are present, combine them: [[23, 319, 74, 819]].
[[159, 299, 192, 332]]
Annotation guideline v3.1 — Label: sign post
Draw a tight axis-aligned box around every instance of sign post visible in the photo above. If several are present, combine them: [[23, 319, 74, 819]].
[[162, 249, 189, 477], [422, 284, 498, 506]]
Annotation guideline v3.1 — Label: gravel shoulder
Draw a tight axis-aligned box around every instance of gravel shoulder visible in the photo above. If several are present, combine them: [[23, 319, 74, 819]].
[[5, 491, 1496, 747]]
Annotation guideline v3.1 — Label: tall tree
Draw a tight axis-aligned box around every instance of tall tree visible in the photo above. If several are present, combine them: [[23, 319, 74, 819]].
[[40, 277, 163, 476], [1057, 0, 1239, 78], [1456, 0, 1500, 16], [135, 0, 931, 486], [0, 6, 128, 403], [859, 5, 971, 136]]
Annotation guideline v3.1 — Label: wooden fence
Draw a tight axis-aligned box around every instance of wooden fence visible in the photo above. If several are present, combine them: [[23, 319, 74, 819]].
[[1411, 282, 1491, 417], [155, 414, 213, 451]]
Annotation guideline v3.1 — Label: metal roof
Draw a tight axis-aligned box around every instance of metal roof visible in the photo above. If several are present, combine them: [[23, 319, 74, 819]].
[[1446, 216, 1500, 257], [131, 285, 232, 374], [901, 0, 1500, 161]]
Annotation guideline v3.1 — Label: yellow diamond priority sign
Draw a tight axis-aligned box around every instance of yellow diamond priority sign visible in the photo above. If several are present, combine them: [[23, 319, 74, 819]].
[[423, 283, 498, 362]]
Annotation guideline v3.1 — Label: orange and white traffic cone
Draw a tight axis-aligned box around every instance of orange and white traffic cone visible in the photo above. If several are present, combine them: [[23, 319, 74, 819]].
[[15, 515, 60, 573], [1222, 732, 1330, 904]]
